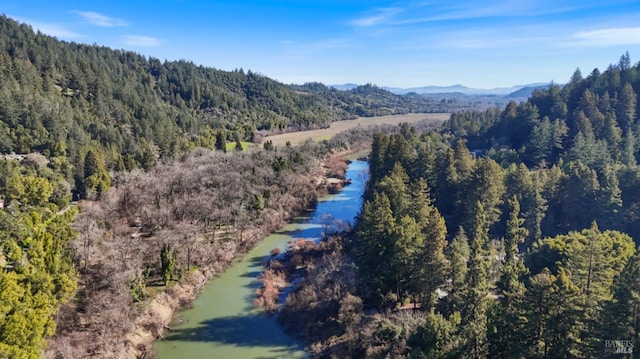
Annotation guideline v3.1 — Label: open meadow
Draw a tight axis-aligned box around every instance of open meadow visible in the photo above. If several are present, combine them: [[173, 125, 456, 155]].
[[264, 113, 450, 148]]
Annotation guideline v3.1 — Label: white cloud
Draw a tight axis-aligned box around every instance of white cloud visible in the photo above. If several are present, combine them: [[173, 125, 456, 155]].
[[74, 11, 127, 27], [12, 17, 81, 39], [567, 27, 640, 47], [350, 7, 403, 27], [122, 35, 163, 47]]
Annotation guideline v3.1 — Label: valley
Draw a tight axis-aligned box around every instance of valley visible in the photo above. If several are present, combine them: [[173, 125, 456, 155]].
[[0, 7, 639, 359]]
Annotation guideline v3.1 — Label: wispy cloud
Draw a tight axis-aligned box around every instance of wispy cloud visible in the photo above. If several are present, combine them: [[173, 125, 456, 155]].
[[122, 35, 163, 47], [565, 27, 640, 47], [355, 1, 618, 27], [74, 11, 127, 27], [350, 7, 403, 27], [13, 17, 81, 39]]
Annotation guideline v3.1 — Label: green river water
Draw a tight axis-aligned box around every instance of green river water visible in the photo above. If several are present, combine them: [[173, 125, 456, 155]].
[[153, 160, 368, 359]]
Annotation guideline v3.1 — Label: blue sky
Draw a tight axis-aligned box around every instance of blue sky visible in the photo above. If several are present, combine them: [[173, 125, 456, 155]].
[[2, 1, 640, 88]]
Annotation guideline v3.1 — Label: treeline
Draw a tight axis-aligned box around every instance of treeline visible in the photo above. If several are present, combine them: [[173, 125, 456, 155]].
[[279, 128, 640, 358], [0, 15, 449, 202], [277, 55, 640, 358]]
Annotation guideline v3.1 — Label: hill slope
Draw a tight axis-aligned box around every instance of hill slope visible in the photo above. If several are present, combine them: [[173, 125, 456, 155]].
[[0, 16, 441, 171]]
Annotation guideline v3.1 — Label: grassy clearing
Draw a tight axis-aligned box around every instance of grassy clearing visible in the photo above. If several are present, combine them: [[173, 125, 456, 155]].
[[264, 113, 449, 148], [225, 141, 255, 151]]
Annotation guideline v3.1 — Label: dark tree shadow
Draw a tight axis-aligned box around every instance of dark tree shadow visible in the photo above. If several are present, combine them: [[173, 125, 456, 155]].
[[163, 314, 305, 356]]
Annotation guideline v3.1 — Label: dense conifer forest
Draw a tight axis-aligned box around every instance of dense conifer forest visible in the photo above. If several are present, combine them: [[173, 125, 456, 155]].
[[274, 55, 640, 358], [0, 15, 446, 199]]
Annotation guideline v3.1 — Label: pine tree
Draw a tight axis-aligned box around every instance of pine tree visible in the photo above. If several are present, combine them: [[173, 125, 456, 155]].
[[375, 162, 411, 218], [410, 178, 448, 311], [599, 249, 640, 352], [524, 173, 547, 246], [526, 117, 552, 165], [597, 166, 622, 229], [354, 193, 397, 306], [489, 196, 528, 358], [617, 83, 637, 132], [460, 201, 490, 358], [464, 158, 505, 233], [545, 268, 584, 357], [160, 243, 177, 286], [602, 112, 622, 160], [621, 129, 636, 166], [215, 130, 227, 152], [441, 227, 469, 317], [82, 150, 110, 200], [434, 148, 459, 223], [369, 133, 390, 185], [391, 215, 422, 305]]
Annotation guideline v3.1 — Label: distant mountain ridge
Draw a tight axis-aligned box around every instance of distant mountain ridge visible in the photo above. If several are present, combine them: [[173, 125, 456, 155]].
[[331, 83, 551, 96]]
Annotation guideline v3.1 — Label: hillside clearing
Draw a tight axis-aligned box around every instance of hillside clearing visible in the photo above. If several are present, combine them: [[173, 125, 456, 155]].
[[264, 113, 449, 148]]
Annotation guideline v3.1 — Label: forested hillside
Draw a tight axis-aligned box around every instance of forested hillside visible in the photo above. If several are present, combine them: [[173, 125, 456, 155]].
[[276, 55, 640, 358], [0, 13, 450, 358], [0, 15, 443, 200]]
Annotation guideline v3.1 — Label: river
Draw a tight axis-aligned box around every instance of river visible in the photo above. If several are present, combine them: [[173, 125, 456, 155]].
[[153, 159, 369, 359]]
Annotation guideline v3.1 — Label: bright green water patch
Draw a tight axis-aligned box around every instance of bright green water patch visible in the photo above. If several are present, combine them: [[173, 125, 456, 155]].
[[153, 228, 309, 358], [346, 148, 370, 161]]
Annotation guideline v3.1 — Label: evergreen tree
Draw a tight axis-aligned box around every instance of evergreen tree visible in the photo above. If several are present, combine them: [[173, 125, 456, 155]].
[[441, 227, 469, 317], [617, 83, 637, 133], [526, 117, 552, 165], [599, 249, 640, 352], [464, 158, 505, 234], [460, 201, 490, 358], [215, 130, 227, 152], [82, 150, 111, 200], [160, 243, 178, 286], [407, 313, 458, 359], [354, 193, 397, 306], [410, 178, 448, 311], [601, 112, 622, 160], [489, 196, 528, 358], [391, 215, 422, 305], [620, 129, 636, 166], [433, 148, 459, 225], [375, 162, 411, 219], [368, 133, 390, 185]]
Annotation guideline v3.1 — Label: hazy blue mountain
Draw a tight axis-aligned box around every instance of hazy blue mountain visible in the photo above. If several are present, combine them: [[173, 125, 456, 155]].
[[384, 83, 551, 95], [329, 83, 360, 91], [504, 84, 553, 99]]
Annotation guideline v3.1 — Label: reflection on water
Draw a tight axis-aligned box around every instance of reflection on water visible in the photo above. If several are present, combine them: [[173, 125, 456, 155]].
[[153, 160, 368, 359]]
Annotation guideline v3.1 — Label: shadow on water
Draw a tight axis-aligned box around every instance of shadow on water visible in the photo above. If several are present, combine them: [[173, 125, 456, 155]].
[[154, 160, 368, 358], [164, 314, 300, 351], [271, 226, 323, 241]]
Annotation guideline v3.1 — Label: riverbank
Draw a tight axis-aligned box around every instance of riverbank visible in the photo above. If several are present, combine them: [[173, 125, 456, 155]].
[[123, 151, 356, 358], [44, 146, 362, 359], [151, 159, 369, 358]]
